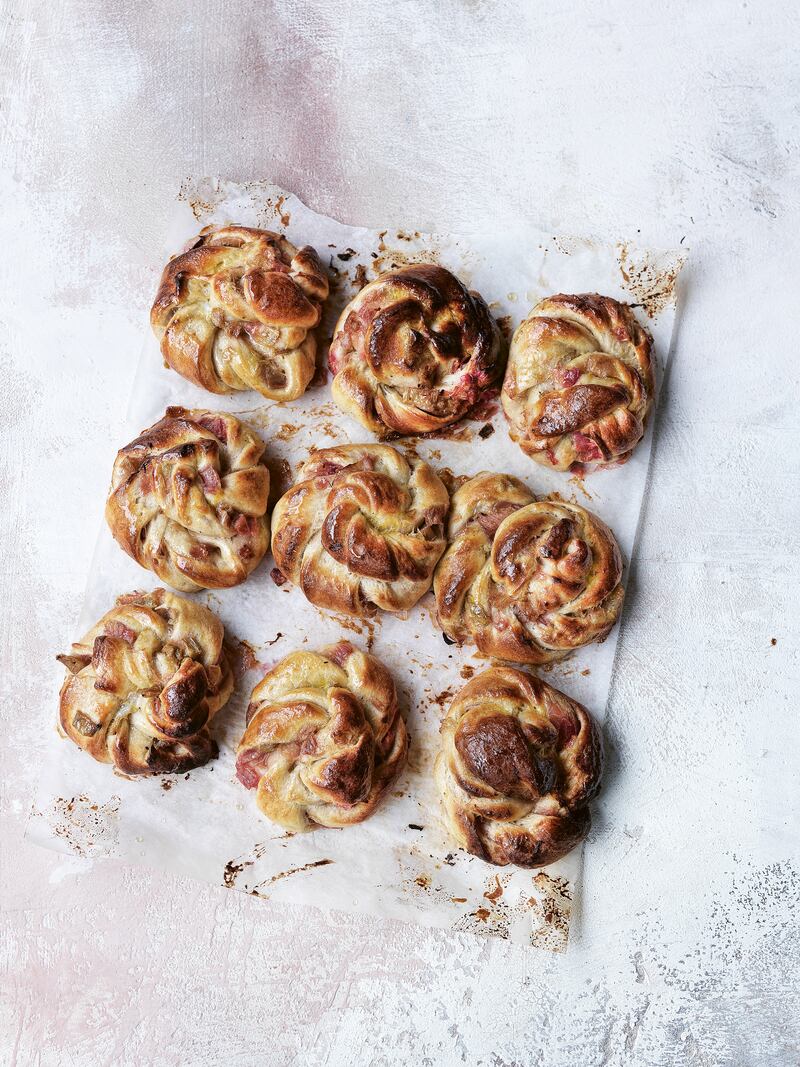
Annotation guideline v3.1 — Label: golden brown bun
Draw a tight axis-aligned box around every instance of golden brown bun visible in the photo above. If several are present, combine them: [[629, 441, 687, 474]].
[[271, 443, 449, 616], [502, 293, 653, 471], [236, 641, 408, 830], [434, 472, 624, 663], [329, 264, 503, 436], [57, 589, 233, 776], [105, 407, 270, 592], [435, 666, 603, 867], [151, 226, 329, 401]]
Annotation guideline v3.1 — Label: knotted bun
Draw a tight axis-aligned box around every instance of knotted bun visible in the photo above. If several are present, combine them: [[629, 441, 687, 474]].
[[434, 472, 624, 663], [435, 666, 603, 867], [271, 444, 449, 616], [502, 293, 653, 471], [236, 641, 407, 830], [57, 589, 233, 775], [105, 407, 270, 592], [151, 226, 328, 401], [329, 264, 503, 436]]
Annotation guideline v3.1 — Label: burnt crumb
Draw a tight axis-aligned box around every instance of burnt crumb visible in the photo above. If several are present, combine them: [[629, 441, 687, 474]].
[[354, 263, 369, 290], [232, 639, 259, 673], [443, 853, 457, 866], [337, 248, 357, 261], [408, 823, 424, 831], [478, 423, 495, 439], [309, 357, 330, 390], [266, 632, 284, 646], [267, 458, 293, 503], [223, 859, 246, 888], [443, 633, 456, 646], [161, 779, 173, 791], [496, 314, 514, 344], [771, 637, 777, 646], [222, 843, 269, 890]]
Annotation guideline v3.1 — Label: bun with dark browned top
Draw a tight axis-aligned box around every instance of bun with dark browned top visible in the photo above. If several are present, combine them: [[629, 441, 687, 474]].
[[236, 641, 408, 831], [57, 589, 233, 776], [435, 666, 603, 867], [434, 472, 624, 663], [502, 293, 653, 471], [329, 264, 503, 436], [151, 226, 328, 401], [271, 443, 449, 616], [105, 407, 270, 592]]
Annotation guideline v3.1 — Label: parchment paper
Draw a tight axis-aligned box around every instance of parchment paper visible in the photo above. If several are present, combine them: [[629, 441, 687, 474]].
[[27, 180, 686, 951]]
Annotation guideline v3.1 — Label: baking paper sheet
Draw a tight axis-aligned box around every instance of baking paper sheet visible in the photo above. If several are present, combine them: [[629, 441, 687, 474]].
[[27, 180, 686, 951]]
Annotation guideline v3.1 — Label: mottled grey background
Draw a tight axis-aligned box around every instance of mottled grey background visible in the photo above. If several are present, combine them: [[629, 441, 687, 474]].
[[1, 1, 798, 1064]]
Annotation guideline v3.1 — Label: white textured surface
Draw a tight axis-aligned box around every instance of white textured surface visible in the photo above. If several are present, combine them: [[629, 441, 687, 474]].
[[1, 2, 798, 1064]]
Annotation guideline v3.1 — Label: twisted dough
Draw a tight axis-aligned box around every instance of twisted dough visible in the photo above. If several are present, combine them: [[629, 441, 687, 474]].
[[502, 293, 654, 471], [105, 407, 270, 592], [434, 472, 624, 663], [435, 666, 603, 867], [329, 264, 503, 436], [57, 589, 233, 775], [236, 641, 408, 830], [271, 444, 449, 616], [151, 226, 329, 401]]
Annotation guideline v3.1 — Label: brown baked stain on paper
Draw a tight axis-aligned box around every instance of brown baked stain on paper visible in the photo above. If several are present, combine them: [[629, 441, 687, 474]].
[[250, 859, 334, 896], [36, 794, 121, 857], [617, 242, 686, 320]]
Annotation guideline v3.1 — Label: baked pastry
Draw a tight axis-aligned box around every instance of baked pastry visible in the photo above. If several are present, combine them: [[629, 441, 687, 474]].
[[271, 443, 449, 616], [328, 264, 503, 436], [105, 407, 270, 592], [57, 589, 233, 775], [435, 666, 602, 867], [151, 226, 329, 401], [502, 293, 654, 471], [434, 472, 624, 663], [236, 641, 408, 830]]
